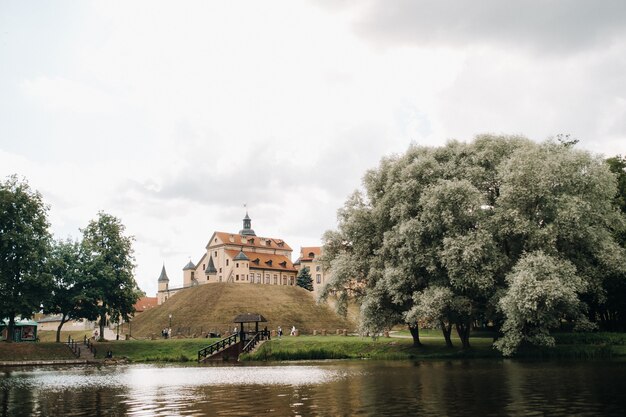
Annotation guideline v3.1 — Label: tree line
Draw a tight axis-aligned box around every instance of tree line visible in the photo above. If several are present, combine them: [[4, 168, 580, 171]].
[[320, 135, 626, 355], [0, 175, 141, 342]]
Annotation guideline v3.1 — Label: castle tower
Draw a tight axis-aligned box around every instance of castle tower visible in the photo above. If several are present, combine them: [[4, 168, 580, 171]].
[[204, 256, 217, 282], [239, 211, 256, 236], [183, 260, 196, 287], [157, 265, 170, 305]]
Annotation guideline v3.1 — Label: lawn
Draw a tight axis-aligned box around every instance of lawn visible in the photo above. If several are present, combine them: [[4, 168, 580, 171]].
[[0, 342, 76, 361], [37, 330, 93, 343], [241, 334, 499, 361], [92, 338, 218, 362]]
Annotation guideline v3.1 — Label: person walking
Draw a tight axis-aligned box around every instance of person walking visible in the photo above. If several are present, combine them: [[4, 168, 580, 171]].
[[277, 326, 282, 339]]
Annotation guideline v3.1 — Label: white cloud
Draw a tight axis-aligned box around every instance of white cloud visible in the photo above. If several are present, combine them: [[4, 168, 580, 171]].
[[1, 0, 625, 295]]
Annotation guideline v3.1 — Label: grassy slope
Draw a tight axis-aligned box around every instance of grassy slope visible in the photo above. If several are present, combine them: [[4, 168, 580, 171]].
[[93, 339, 211, 362], [128, 283, 354, 338], [37, 330, 92, 343], [0, 342, 76, 361]]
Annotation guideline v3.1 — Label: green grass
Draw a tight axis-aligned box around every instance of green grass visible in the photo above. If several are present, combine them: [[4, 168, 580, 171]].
[[0, 342, 76, 361], [92, 339, 216, 362], [5, 331, 626, 363], [240, 335, 500, 361]]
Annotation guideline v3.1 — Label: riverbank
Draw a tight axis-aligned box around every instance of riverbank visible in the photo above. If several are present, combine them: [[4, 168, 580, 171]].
[[2, 332, 625, 364]]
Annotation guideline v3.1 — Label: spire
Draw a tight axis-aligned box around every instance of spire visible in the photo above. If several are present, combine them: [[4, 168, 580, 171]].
[[183, 259, 195, 270], [157, 265, 169, 282], [239, 209, 256, 236], [205, 256, 217, 275]]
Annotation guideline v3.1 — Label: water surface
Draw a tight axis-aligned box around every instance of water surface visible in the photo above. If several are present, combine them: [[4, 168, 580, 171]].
[[1, 360, 625, 416]]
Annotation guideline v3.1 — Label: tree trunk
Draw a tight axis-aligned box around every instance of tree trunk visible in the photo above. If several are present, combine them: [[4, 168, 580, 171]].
[[6, 315, 15, 343], [441, 320, 453, 348], [408, 323, 422, 347], [55, 314, 68, 343], [455, 321, 471, 349], [99, 312, 106, 342]]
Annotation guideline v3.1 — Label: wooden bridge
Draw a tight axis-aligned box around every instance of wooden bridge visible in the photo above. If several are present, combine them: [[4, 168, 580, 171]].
[[198, 313, 271, 362]]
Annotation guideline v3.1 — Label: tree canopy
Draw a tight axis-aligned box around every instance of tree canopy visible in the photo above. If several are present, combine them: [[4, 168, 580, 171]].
[[45, 238, 98, 342], [0, 175, 51, 341], [81, 212, 140, 340], [321, 135, 626, 354]]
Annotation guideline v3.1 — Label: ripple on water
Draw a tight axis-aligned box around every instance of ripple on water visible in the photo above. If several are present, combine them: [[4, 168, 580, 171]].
[[0, 365, 347, 392]]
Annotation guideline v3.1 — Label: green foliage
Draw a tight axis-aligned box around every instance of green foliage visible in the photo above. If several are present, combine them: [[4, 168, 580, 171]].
[[494, 251, 593, 356], [45, 239, 98, 342], [322, 135, 626, 355], [0, 175, 52, 340], [296, 266, 313, 291], [81, 212, 140, 340]]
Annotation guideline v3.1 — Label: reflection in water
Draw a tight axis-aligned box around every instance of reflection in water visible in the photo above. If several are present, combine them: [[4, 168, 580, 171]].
[[1, 360, 625, 416]]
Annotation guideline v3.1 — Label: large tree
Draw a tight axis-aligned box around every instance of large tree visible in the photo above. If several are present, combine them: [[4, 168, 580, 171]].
[[0, 175, 52, 342], [46, 238, 98, 342], [81, 212, 140, 341], [322, 136, 626, 354]]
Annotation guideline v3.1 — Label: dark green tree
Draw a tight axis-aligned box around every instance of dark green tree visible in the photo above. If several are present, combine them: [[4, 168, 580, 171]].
[[598, 155, 626, 330], [0, 175, 51, 342], [46, 238, 98, 342], [81, 212, 140, 341], [296, 266, 314, 291]]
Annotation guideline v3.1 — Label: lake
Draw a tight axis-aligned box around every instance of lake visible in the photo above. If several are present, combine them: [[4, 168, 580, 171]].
[[1, 360, 625, 416]]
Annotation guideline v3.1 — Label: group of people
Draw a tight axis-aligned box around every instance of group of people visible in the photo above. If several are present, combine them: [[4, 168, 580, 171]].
[[161, 328, 172, 339], [276, 325, 297, 338]]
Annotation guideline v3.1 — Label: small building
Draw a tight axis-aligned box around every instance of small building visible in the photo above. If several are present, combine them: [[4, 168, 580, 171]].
[[0, 319, 38, 342], [36, 315, 94, 331]]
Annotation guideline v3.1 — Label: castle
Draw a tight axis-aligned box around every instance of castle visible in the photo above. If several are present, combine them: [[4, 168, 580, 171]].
[[157, 213, 328, 304]]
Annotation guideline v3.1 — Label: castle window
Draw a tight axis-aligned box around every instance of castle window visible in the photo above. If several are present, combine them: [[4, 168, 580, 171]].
[[202, 264, 205, 270], [265, 260, 272, 266], [316, 266, 321, 272], [191, 271, 195, 280], [279, 261, 287, 267], [289, 276, 294, 285], [308, 252, 315, 258], [219, 268, 222, 273], [273, 274, 277, 284], [236, 274, 239, 281], [215, 251, 217, 257], [219, 275, 222, 282], [316, 274, 321, 284], [283, 276, 287, 285], [226, 259, 229, 266], [236, 263, 239, 268]]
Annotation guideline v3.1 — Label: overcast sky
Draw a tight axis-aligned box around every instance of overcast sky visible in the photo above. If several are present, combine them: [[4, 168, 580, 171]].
[[1, 1, 625, 295]]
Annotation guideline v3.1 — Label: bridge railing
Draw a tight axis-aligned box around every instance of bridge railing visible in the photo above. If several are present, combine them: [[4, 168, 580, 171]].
[[67, 335, 81, 358], [198, 333, 238, 362], [242, 330, 271, 354]]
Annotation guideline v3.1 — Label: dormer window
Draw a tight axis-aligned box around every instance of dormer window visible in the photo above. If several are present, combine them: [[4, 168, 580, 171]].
[[308, 252, 315, 258], [248, 238, 255, 245], [265, 259, 273, 266], [279, 261, 287, 267], [252, 258, 260, 265]]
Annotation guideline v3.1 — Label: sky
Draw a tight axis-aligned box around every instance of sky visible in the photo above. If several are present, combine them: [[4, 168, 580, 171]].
[[1, 0, 625, 295]]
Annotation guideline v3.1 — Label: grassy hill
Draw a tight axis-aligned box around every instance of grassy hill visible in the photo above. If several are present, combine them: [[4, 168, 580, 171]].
[[127, 283, 354, 338]]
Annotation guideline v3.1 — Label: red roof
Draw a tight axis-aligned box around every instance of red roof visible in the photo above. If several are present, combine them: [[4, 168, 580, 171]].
[[212, 232, 293, 251], [134, 297, 158, 313], [225, 249, 297, 272], [299, 246, 322, 261]]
